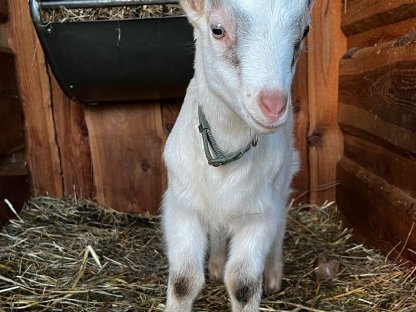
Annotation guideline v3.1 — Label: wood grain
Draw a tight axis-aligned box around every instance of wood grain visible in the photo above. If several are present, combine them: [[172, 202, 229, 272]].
[[307, 0, 346, 203], [0, 48, 24, 156], [341, 39, 416, 74], [6, 1, 63, 195], [348, 16, 416, 49], [339, 104, 416, 153], [291, 52, 310, 202], [85, 103, 165, 214], [339, 38, 416, 154], [339, 63, 416, 133], [49, 71, 96, 198], [337, 157, 416, 263], [344, 134, 416, 197], [342, 0, 416, 36]]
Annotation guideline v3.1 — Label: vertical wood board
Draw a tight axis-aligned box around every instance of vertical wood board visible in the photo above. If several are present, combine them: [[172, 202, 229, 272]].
[[85, 103, 165, 214], [291, 52, 310, 202], [50, 72, 95, 198], [307, 0, 346, 203], [6, 1, 63, 195]]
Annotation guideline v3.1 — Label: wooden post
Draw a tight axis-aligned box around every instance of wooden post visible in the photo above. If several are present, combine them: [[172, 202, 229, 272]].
[[307, 0, 346, 203], [291, 52, 310, 202], [6, 1, 63, 195]]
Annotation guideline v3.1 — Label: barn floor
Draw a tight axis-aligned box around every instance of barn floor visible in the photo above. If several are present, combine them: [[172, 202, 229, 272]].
[[0, 197, 415, 312]]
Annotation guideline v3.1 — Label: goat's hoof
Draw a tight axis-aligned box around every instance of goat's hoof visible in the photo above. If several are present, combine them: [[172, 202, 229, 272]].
[[264, 270, 283, 296], [263, 278, 281, 296]]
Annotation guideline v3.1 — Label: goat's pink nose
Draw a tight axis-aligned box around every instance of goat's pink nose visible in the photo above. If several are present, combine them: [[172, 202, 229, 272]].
[[259, 91, 287, 122]]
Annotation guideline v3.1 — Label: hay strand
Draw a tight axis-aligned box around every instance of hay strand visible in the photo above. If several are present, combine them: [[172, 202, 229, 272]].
[[40, 4, 184, 23], [0, 196, 415, 311]]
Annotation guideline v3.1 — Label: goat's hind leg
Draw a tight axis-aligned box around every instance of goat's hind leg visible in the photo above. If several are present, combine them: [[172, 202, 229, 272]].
[[163, 201, 207, 312], [264, 204, 288, 296], [208, 226, 228, 281]]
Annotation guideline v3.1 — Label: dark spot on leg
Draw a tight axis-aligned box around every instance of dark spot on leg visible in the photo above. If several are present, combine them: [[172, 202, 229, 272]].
[[173, 276, 189, 299], [235, 284, 251, 304]]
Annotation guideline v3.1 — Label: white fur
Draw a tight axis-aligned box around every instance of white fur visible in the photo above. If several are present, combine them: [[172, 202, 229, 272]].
[[162, 1, 310, 311]]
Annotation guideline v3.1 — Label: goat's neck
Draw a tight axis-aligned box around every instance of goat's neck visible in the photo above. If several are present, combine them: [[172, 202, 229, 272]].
[[193, 69, 255, 154]]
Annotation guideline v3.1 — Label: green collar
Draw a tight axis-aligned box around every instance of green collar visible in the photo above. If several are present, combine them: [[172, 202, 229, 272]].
[[198, 106, 258, 167]]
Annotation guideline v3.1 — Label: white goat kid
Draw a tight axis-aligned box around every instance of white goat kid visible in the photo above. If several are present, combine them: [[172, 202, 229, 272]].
[[163, 0, 311, 311]]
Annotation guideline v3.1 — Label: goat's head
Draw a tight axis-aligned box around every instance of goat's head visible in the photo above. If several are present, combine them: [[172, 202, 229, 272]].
[[181, 0, 312, 133]]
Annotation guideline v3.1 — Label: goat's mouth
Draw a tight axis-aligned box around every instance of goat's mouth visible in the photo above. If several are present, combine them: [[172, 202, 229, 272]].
[[245, 108, 289, 132]]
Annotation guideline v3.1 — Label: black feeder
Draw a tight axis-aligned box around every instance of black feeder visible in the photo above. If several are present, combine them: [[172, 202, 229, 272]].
[[30, 0, 195, 104]]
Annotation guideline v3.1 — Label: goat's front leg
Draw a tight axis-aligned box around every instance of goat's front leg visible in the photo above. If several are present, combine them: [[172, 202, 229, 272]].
[[163, 204, 207, 312], [224, 218, 276, 312]]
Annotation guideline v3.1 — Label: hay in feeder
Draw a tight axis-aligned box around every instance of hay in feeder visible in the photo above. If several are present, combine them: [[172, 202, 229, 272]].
[[0, 196, 415, 311], [40, 4, 184, 23]]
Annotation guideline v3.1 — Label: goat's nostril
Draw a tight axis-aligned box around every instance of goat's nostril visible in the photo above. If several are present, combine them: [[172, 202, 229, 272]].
[[259, 91, 288, 122]]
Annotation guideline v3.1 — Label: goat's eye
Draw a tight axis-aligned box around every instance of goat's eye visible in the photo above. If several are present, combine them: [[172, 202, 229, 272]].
[[211, 24, 226, 39]]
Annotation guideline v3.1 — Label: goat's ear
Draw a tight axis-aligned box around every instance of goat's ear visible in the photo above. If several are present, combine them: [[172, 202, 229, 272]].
[[180, 0, 205, 20]]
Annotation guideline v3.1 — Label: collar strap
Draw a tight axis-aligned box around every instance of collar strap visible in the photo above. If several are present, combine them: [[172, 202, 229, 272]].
[[198, 106, 258, 167]]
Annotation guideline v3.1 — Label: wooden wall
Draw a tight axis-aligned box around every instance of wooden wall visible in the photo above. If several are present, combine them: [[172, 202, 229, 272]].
[[0, 0, 29, 225], [337, 0, 416, 263], [2, 0, 345, 215]]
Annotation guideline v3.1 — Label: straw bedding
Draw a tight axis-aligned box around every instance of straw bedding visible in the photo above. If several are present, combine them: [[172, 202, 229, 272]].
[[40, 4, 184, 23], [0, 196, 415, 311]]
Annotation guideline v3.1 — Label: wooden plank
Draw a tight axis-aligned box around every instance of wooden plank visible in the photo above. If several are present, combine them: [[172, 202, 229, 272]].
[[348, 16, 416, 49], [0, 0, 7, 24], [49, 71, 95, 198], [0, 48, 24, 156], [342, 0, 416, 36], [307, 0, 346, 203], [6, 1, 63, 196], [337, 157, 416, 263], [340, 37, 416, 75], [344, 134, 416, 197], [339, 37, 416, 154], [85, 103, 165, 214], [291, 52, 310, 203], [339, 104, 416, 153]]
